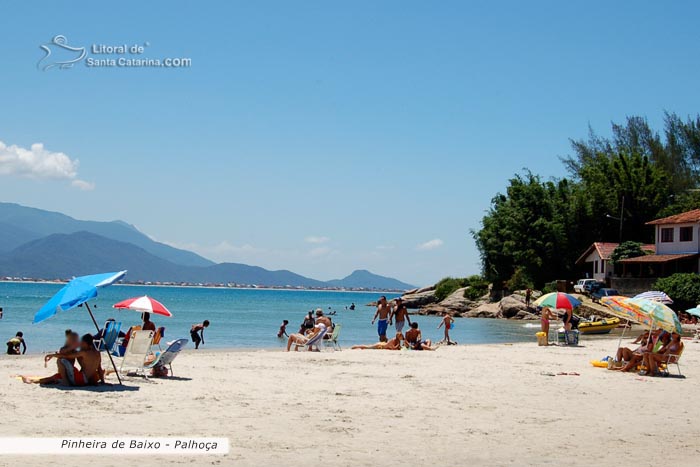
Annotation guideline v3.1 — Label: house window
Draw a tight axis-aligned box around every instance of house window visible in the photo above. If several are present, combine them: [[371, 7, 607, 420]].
[[601, 261, 605, 273], [680, 226, 693, 242], [594, 260, 598, 274], [661, 228, 674, 243]]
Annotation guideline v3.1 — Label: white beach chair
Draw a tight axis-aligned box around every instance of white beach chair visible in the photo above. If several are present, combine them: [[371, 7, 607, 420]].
[[119, 330, 155, 375], [294, 327, 327, 351]]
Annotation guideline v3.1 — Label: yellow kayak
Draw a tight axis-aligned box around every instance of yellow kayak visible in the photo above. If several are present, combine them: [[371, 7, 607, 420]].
[[578, 317, 621, 334]]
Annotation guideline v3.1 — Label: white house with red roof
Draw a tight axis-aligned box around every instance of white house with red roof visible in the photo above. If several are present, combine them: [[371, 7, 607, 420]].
[[618, 209, 700, 277], [576, 242, 655, 282]]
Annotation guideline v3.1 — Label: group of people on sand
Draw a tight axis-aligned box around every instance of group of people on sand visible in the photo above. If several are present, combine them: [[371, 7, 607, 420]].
[[284, 308, 335, 351], [22, 329, 105, 386], [352, 321, 438, 351], [372, 296, 455, 344], [612, 329, 684, 377]]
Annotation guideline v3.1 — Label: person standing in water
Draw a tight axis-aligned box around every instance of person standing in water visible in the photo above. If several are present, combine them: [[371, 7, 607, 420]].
[[371, 296, 391, 342], [190, 320, 210, 349], [278, 320, 289, 338], [437, 313, 455, 345]]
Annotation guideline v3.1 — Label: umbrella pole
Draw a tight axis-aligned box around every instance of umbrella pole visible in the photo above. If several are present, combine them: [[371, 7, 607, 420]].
[[616, 319, 629, 355], [85, 303, 122, 385]]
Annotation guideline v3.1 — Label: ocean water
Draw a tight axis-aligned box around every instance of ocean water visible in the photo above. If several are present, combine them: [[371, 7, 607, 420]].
[[0, 282, 536, 353]]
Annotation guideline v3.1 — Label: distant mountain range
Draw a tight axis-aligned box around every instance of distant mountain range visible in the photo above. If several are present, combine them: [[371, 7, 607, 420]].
[[0, 203, 415, 290]]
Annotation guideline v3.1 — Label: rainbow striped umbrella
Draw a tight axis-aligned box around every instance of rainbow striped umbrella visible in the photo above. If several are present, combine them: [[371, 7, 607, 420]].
[[533, 292, 581, 310], [600, 296, 653, 328], [627, 298, 682, 334]]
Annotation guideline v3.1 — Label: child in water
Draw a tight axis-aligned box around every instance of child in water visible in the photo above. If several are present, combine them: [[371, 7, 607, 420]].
[[277, 320, 289, 338]]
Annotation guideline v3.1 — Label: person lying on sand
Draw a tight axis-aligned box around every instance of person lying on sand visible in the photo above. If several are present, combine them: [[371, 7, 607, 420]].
[[614, 331, 670, 373], [352, 332, 404, 350], [405, 323, 436, 350], [640, 332, 683, 376], [23, 334, 104, 386], [286, 323, 327, 351]]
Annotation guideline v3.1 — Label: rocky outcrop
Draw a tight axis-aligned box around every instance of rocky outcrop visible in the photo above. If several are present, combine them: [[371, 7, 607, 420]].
[[400, 288, 439, 309], [463, 302, 501, 318], [417, 287, 483, 317], [498, 294, 528, 318]]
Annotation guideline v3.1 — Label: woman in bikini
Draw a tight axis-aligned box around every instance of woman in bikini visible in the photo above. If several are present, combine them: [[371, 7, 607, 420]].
[[352, 333, 404, 350]]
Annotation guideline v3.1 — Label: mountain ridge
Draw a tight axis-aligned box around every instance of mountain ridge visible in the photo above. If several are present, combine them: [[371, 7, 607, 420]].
[[0, 208, 411, 290]]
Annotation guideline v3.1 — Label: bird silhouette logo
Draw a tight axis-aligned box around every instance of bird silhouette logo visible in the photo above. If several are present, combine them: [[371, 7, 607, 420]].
[[37, 35, 86, 71]]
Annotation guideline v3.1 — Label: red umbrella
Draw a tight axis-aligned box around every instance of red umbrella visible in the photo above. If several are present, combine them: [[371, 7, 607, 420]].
[[112, 295, 173, 317]]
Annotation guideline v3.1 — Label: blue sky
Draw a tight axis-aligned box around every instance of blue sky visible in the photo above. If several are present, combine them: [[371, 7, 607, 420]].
[[1, 1, 700, 286]]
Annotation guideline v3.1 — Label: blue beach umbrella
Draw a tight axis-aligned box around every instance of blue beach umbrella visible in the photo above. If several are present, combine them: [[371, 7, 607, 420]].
[[33, 270, 127, 384], [34, 271, 128, 325]]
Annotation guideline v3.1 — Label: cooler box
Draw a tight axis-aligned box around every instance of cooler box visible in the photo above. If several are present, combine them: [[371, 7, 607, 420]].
[[557, 330, 579, 345], [536, 332, 548, 346]]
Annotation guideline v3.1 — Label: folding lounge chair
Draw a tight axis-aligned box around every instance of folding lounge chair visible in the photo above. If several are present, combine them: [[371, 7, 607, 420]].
[[152, 326, 166, 351], [324, 324, 342, 351], [144, 338, 188, 377], [94, 320, 121, 353], [659, 346, 684, 376], [119, 330, 155, 375], [295, 327, 327, 351]]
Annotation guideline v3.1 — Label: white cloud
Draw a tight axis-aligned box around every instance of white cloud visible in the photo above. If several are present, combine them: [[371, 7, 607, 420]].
[[71, 179, 95, 191], [375, 245, 395, 250], [305, 236, 330, 244], [417, 238, 444, 251], [0, 140, 94, 190]]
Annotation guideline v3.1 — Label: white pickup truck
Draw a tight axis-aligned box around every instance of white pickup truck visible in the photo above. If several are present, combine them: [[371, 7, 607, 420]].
[[574, 279, 597, 294]]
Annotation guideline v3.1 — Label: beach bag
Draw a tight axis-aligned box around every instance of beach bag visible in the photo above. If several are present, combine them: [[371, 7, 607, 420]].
[[151, 364, 168, 377]]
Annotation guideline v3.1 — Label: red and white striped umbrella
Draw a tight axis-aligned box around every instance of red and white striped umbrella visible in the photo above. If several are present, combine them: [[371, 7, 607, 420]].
[[112, 295, 173, 317]]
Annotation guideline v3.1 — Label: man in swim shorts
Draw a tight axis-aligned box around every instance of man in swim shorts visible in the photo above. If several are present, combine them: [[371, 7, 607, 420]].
[[390, 297, 411, 333], [371, 296, 391, 342]]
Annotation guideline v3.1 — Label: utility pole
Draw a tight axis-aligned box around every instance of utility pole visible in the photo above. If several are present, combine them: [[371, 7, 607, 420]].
[[618, 195, 624, 243]]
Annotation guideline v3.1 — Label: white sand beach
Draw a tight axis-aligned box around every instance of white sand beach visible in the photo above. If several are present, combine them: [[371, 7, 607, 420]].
[[1, 338, 699, 466]]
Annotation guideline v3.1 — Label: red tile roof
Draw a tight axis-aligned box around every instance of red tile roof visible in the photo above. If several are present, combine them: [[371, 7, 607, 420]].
[[575, 242, 656, 264], [619, 253, 698, 263], [647, 209, 700, 225]]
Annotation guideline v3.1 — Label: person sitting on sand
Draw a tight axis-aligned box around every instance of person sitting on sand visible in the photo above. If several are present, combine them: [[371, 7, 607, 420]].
[[615, 331, 670, 373], [352, 332, 404, 350], [6, 331, 26, 355], [390, 297, 411, 333], [23, 334, 104, 386], [278, 320, 289, 338], [59, 331, 81, 355], [405, 322, 436, 350], [286, 323, 327, 351], [437, 313, 455, 344], [640, 332, 684, 376], [190, 320, 210, 350]]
